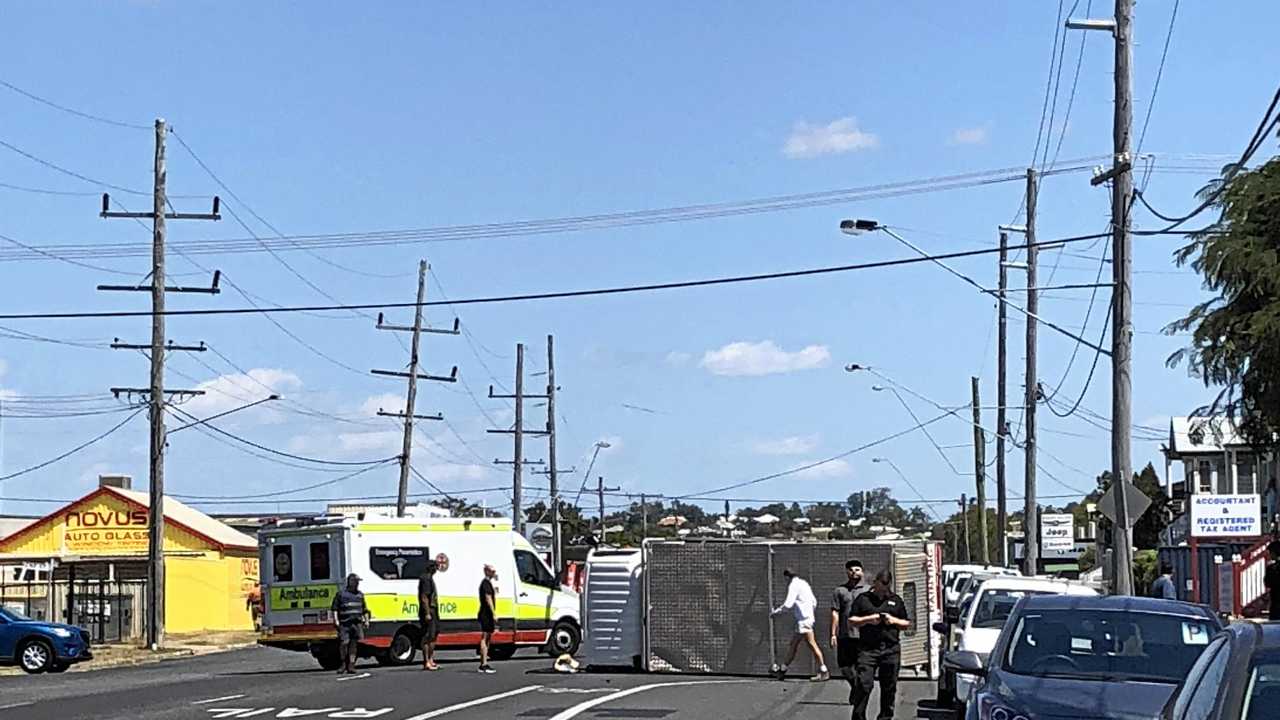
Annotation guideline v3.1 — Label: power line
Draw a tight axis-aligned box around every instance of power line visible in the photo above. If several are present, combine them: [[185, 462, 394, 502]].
[[0, 77, 150, 130], [0, 408, 144, 482], [1135, 0, 1180, 154], [0, 137, 149, 196], [171, 459, 396, 500], [1047, 0, 1093, 169], [166, 405, 396, 467], [0, 232, 1116, 322]]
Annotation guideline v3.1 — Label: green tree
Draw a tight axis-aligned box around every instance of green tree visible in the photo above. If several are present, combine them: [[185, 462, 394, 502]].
[[1166, 155, 1280, 449]]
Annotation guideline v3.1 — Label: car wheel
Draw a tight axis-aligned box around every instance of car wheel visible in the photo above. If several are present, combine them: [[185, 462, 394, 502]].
[[384, 630, 417, 666], [547, 620, 581, 657], [19, 639, 53, 674], [488, 644, 518, 661]]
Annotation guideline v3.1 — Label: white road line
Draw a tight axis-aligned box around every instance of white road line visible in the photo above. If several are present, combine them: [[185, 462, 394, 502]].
[[0, 702, 34, 712], [336, 672, 372, 682], [547, 680, 751, 720], [399, 684, 543, 720], [192, 695, 246, 705], [539, 687, 618, 695]]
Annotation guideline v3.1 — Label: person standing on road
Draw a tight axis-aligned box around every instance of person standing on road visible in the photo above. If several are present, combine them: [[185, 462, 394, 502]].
[[831, 560, 870, 704], [418, 560, 440, 671], [477, 564, 498, 674], [849, 570, 911, 720], [331, 573, 370, 675], [1151, 562, 1177, 600], [1265, 541, 1280, 621], [770, 567, 830, 682]]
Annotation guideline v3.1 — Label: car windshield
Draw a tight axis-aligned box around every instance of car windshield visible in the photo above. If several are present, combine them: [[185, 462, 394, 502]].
[[1004, 609, 1216, 683], [971, 590, 1055, 629], [0, 607, 31, 622], [1244, 650, 1280, 720]]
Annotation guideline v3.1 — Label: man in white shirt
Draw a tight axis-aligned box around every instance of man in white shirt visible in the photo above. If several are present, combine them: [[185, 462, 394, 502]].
[[770, 567, 830, 681]]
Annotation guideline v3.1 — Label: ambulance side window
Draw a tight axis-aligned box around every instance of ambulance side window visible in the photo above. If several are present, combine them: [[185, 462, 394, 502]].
[[272, 545, 294, 583], [514, 550, 555, 588], [310, 542, 331, 581]]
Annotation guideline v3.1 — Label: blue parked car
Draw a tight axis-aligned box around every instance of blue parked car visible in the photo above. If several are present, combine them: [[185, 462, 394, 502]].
[[0, 607, 93, 674], [945, 595, 1223, 720]]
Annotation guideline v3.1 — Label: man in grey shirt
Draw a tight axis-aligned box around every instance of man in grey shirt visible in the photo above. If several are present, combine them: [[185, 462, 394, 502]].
[[1151, 561, 1177, 600], [830, 559, 870, 704]]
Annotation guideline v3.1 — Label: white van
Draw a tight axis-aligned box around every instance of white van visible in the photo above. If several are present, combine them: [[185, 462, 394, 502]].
[[257, 513, 581, 670]]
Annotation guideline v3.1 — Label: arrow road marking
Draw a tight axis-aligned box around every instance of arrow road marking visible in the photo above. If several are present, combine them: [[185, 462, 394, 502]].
[[399, 685, 543, 720], [336, 672, 371, 682]]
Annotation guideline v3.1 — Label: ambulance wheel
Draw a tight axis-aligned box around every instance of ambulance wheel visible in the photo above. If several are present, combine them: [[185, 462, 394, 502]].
[[312, 643, 343, 671], [488, 644, 517, 661], [547, 620, 581, 657], [382, 630, 417, 666]]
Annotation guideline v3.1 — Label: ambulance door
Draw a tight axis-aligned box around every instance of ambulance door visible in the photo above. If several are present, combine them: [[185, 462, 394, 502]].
[[513, 548, 557, 642], [264, 531, 342, 630]]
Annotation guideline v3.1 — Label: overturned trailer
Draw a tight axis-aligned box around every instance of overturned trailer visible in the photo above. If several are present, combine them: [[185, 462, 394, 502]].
[[581, 538, 942, 678]]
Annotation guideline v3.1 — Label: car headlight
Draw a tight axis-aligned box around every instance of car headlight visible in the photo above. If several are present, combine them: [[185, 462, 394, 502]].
[[51, 628, 73, 638], [976, 692, 1030, 720]]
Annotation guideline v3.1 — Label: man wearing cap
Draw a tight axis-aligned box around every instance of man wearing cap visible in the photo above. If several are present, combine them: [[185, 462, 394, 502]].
[[831, 559, 870, 703], [331, 573, 370, 675], [418, 560, 440, 671]]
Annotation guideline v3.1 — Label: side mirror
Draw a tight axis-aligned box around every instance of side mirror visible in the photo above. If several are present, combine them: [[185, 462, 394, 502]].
[[943, 650, 987, 677], [932, 622, 949, 635]]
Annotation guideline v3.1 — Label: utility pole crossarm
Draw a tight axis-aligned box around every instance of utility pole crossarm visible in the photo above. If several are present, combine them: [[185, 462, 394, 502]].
[[377, 313, 460, 335], [100, 193, 221, 220], [377, 410, 444, 421], [370, 367, 458, 383], [485, 428, 551, 437]]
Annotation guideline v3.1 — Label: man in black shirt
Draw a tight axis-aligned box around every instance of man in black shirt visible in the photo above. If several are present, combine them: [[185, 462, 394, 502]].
[[477, 564, 498, 674], [330, 573, 369, 675], [831, 559, 870, 704], [418, 560, 440, 671], [1265, 540, 1280, 621], [849, 570, 911, 720]]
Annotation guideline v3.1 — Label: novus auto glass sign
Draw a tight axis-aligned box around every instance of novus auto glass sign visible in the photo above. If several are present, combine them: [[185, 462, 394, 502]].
[[62, 508, 149, 553]]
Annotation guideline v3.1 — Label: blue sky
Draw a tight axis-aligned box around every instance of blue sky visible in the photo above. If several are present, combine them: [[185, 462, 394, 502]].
[[0, 2, 1277, 520]]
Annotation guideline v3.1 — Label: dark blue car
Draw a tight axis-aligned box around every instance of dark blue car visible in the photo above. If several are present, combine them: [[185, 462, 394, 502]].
[[945, 595, 1222, 720], [1161, 620, 1280, 720], [0, 607, 92, 674]]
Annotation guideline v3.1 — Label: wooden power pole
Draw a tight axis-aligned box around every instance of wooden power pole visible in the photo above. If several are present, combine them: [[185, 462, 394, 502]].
[[372, 260, 459, 517], [1023, 168, 1040, 576], [544, 335, 561, 571], [971, 377, 989, 564], [99, 118, 221, 649], [489, 343, 548, 537], [996, 230, 1009, 567]]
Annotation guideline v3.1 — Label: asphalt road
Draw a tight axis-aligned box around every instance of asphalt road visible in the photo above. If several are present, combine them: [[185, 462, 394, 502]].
[[0, 647, 935, 720]]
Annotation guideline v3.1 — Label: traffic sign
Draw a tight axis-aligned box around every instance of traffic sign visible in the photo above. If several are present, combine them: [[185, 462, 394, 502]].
[[1096, 481, 1152, 527]]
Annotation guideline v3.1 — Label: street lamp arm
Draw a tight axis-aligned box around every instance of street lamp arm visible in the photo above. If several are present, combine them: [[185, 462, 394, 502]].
[[165, 395, 279, 436]]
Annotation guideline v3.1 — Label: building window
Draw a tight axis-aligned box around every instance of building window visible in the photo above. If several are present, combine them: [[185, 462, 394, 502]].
[[309, 542, 331, 581], [1198, 461, 1213, 494], [368, 547, 429, 580], [1216, 458, 1233, 495], [902, 581, 918, 637], [1237, 457, 1257, 495]]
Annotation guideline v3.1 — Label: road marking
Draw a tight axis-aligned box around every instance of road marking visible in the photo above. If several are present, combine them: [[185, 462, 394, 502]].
[[336, 672, 371, 682], [546, 680, 751, 720], [399, 685, 543, 720], [194, 695, 247, 705], [539, 687, 618, 695], [0, 702, 34, 712]]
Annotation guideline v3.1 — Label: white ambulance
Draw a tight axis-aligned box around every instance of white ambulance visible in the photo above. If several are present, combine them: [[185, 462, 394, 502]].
[[256, 513, 580, 670]]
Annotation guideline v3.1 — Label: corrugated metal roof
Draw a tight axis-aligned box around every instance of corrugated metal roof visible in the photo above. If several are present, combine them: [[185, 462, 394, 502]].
[[1168, 416, 1245, 455], [111, 488, 257, 550]]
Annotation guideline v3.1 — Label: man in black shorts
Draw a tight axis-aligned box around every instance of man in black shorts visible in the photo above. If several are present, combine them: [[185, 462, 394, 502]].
[[849, 570, 911, 720], [330, 573, 369, 675], [418, 560, 440, 671], [830, 559, 870, 704], [477, 564, 498, 674]]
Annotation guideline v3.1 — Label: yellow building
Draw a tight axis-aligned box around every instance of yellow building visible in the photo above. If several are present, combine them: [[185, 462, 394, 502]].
[[0, 479, 259, 639]]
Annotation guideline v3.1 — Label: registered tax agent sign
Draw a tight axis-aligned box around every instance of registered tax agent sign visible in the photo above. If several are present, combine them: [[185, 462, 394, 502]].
[[1189, 494, 1262, 538]]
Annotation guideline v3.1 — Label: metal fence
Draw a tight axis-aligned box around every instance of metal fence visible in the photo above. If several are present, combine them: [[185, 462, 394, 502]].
[[643, 539, 931, 676]]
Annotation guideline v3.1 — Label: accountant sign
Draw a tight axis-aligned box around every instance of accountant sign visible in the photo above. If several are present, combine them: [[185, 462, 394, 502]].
[[1189, 494, 1261, 538]]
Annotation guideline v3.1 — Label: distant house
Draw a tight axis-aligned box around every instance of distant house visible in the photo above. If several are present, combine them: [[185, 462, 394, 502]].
[[1161, 415, 1278, 539]]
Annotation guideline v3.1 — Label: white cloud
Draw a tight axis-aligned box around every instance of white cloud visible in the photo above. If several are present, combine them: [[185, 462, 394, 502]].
[[700, 341, 831, 377], [287, 429, 403, 459], [183, 368, 303, 423], [950, 126, 988, 145], [753, 434, 821, 456], [360, 393, 405, 417], [793, 458, 853, 480], [783, 117, 878, 159]]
